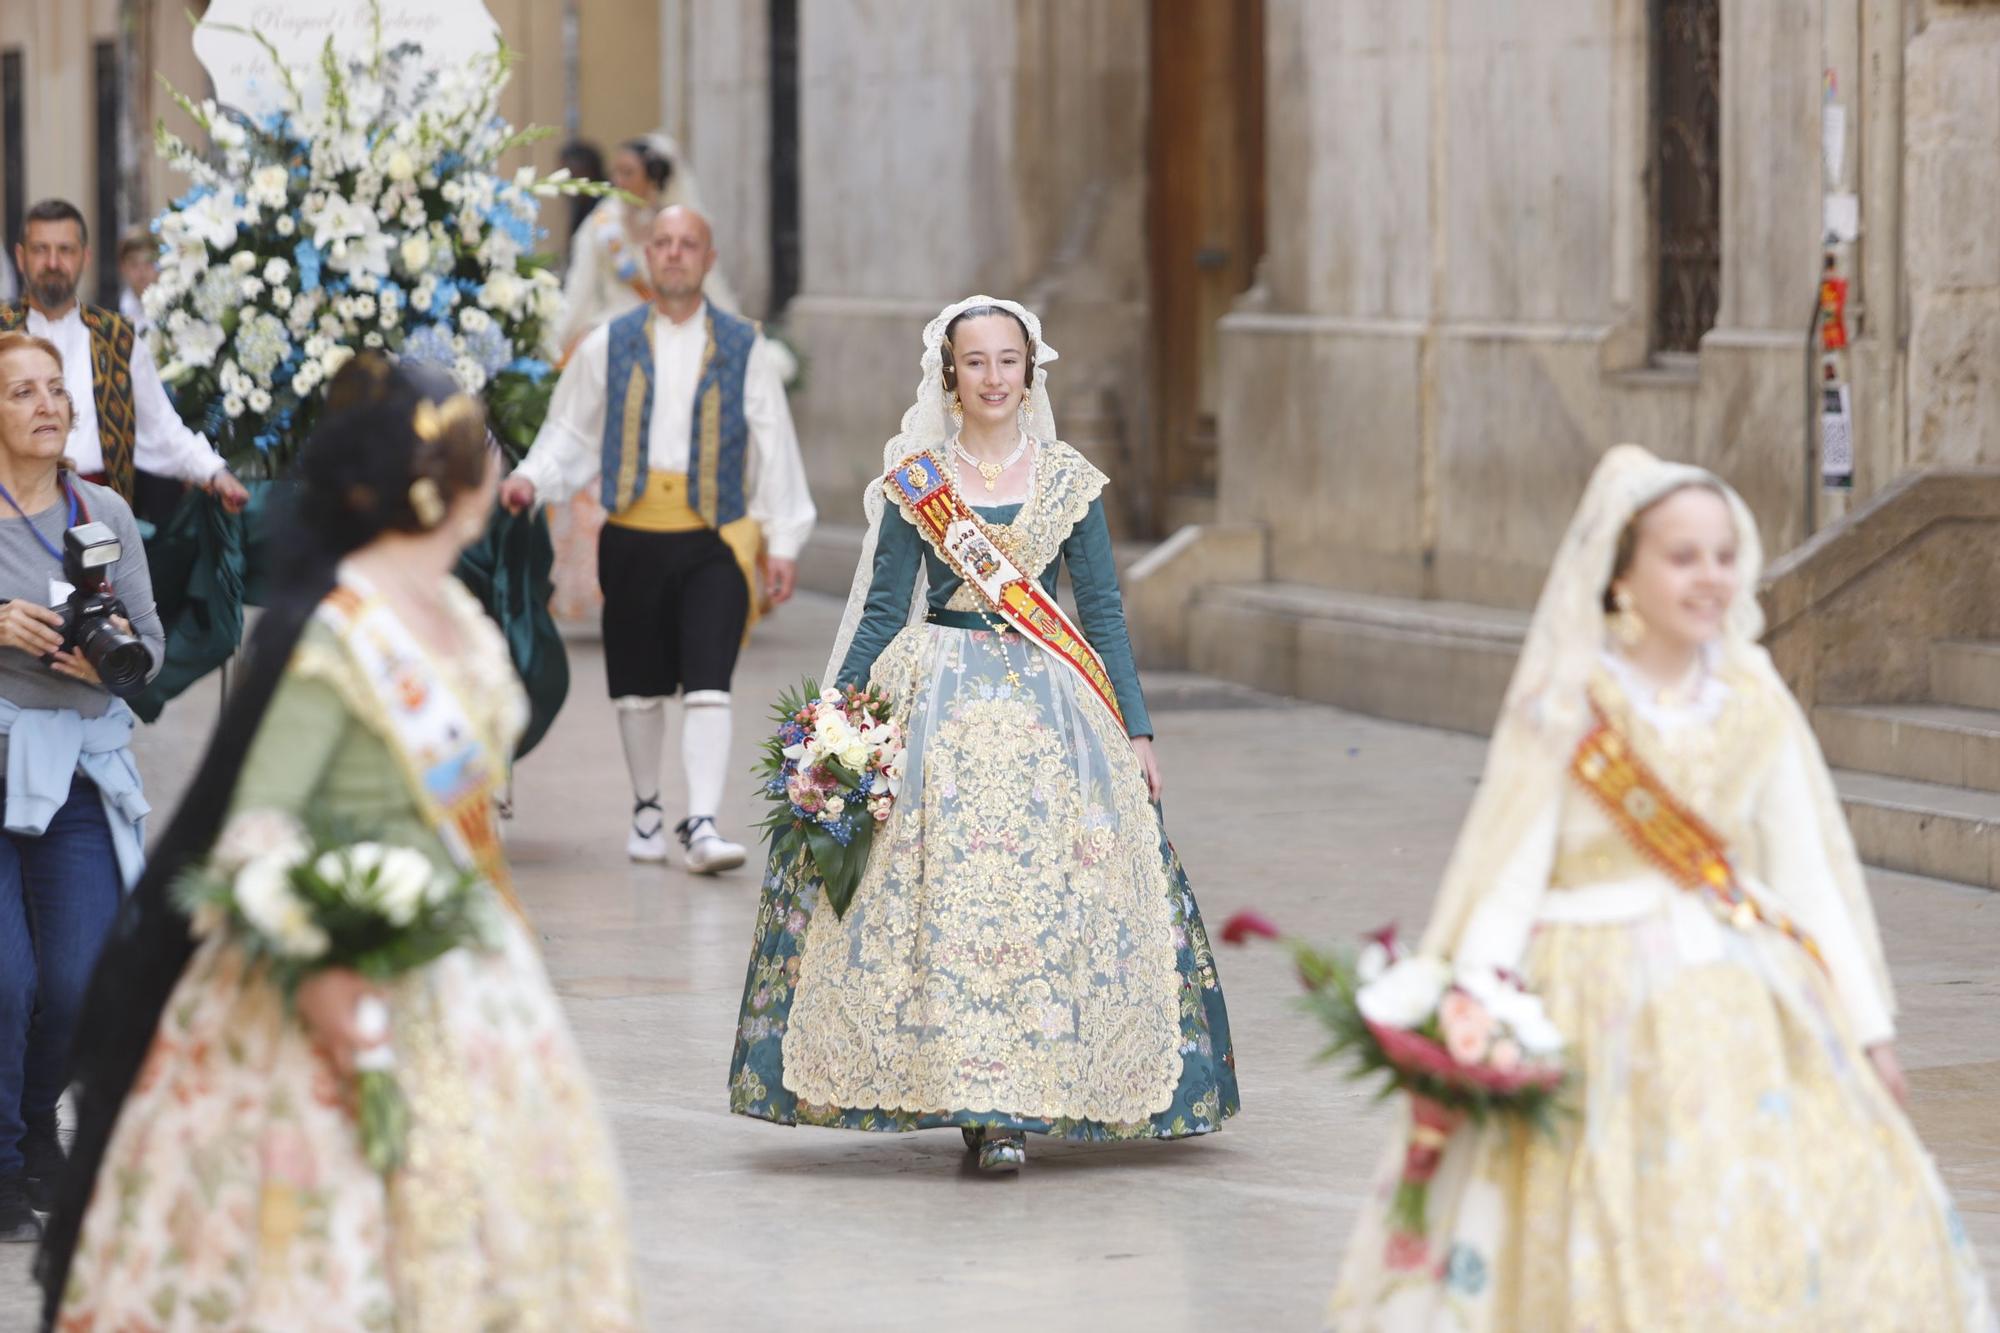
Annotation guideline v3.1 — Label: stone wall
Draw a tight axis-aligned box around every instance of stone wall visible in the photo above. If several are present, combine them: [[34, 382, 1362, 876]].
[[1220, 0, 1831, 610]]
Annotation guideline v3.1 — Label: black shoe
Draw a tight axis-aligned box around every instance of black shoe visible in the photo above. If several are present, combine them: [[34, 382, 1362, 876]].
[[21, 1118, 64, 1213], [0, 1174, 43, 1242]]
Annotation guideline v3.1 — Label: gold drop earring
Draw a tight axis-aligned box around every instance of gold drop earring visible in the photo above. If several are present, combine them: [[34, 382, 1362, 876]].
[[1611, 588, 1647, 647], [1017, 398, 1032, 434], [948, 391, 964, 427]]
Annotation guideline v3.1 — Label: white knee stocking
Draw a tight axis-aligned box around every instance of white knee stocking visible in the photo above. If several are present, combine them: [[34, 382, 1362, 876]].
[[614, 696, 667, 808], [681, 690, 733, 820]]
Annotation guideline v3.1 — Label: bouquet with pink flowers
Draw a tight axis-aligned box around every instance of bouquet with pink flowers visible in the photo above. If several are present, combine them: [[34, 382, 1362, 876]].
[[1221, 913, 1566, 1239], [757, 681, 905, 918]]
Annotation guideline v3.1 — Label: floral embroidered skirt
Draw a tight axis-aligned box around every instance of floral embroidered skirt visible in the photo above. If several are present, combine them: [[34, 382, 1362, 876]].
[[1329, 903, 1996, 1332], [729, 622, 1238, 1140], [56, 909, 640, 1331]]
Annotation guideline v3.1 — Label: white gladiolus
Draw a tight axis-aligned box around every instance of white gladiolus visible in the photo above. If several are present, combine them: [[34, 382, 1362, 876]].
[[1355, 956, 1452, 1030]]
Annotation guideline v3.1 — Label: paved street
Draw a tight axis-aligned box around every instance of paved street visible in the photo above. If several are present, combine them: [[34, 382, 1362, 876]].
[[5, 589, 1998, 1331]]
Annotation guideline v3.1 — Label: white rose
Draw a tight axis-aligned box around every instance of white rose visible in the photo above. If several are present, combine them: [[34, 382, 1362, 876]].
[[1455, 970, 1566, 1056], [229, 250, 257, 275], [398, 233, 431, 274], [235, 853, 327, 959], [371, 847, 433, 926], [223, 394, 246, 419], [384, 148, 417, 183], [321, 345, 356, 376], [248, 387, 273, 413], [841, 744, 869, 771], [1356, 940, 1392, 984], [1355, 956, 1452, 1030], [825, 797, 846, 817]]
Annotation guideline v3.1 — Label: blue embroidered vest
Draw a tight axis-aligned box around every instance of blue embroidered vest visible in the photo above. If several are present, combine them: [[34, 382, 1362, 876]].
[[599, 302, 757, 525]]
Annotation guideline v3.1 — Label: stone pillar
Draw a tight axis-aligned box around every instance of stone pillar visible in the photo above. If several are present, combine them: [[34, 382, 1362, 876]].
[[1904, 4, 2000, 468]]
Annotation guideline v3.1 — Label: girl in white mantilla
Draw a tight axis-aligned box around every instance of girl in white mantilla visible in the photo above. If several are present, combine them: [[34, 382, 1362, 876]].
[[1329, 446, 1995, 1331], [728, 297, 1238, 1172]]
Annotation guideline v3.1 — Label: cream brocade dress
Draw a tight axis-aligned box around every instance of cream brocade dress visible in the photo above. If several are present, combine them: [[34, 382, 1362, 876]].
[[55, 585, 639, 1331], [1330, 654, 1996, 1332]]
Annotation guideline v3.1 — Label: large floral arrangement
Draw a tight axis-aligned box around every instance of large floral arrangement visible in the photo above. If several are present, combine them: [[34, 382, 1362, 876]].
[[757, 682, 905, 918], [144, 7, 612, 471]]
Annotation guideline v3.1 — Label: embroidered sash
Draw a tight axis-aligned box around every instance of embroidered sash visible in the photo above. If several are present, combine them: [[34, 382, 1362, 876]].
[[1570, 700, 1824, 968], [315, 580, 516, 908], [885, 450, 1126, 729]]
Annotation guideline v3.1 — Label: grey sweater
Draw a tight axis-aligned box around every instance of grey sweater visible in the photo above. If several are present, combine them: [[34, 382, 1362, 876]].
[[0, 475, 163, 772]]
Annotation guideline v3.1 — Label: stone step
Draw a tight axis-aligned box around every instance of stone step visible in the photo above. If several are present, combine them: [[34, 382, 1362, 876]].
[[1186, 582, 1529, 735], [1835, 770, 2000, 892], [1931, 641, 2000, 712], [1814, 703, 2000, 793]]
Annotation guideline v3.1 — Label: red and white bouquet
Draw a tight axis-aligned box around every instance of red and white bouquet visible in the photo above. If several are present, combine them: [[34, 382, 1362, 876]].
[[757, 681, 906, 918], [1221, 914, 1566, 1244]]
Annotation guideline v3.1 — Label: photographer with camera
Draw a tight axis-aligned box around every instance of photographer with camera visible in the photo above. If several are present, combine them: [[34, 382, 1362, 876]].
[[0, 332, 160, 1242]]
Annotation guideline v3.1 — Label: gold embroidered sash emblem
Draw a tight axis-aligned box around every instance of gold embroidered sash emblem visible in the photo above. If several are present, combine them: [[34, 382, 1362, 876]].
[[1571, 700, 1825, 967], [887, 450, 1125, 728]]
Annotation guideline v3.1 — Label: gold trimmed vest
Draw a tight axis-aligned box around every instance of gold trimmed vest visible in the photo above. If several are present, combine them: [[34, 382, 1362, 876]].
[[599, 302, 756, 527], [0, 302, 138, 501]]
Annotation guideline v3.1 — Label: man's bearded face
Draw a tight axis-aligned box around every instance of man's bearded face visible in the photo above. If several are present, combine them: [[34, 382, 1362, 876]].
[[19, 220, 85, 311]]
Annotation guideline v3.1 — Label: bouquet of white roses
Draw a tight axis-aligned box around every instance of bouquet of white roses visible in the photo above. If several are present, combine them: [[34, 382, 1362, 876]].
[[756, 682, 905, 918], [143, 1, 616, 471], [176, 808, 500, 1174]]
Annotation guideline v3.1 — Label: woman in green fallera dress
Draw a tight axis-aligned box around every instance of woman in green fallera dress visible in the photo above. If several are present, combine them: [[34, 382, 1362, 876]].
[[729, 296, 1237, 1172], [39, 359, 638, 1330]]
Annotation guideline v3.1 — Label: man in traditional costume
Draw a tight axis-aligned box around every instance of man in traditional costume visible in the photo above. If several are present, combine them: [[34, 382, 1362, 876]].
[[502, 205, 814, 872], [3, 199, 248, 523]]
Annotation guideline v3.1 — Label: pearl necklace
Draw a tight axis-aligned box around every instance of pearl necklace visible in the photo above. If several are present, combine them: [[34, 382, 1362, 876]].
[[953, 432, 1030, 491]]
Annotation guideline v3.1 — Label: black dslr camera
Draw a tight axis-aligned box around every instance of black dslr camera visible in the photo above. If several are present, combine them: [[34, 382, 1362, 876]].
[[54, 521, 151, 698]]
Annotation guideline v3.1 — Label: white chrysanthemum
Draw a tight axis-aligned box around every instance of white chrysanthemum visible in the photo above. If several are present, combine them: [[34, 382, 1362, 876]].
[[222, 393, 246, 419], [398, 233, 431, 275], [248, 164, 290, 210], [262, 256, 291, 285]]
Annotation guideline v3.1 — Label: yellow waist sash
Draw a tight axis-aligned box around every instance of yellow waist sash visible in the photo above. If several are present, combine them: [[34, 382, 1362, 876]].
[[605, 472, 767, 632]]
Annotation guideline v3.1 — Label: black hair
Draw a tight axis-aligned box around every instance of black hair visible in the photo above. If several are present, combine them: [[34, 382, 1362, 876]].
[[34, 355, 489, 1328], [21, 198, 87, 248], [618, 137, 674, 191], [559, 140, 608, 237], [940, 304, 1035, 396]]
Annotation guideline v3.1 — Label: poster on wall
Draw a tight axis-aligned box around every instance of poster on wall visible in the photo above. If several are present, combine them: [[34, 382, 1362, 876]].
[[1822, 381, 1855, 490]]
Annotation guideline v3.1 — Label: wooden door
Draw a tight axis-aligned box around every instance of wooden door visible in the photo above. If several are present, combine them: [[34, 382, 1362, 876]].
[[1147, 0, 1263, 531]]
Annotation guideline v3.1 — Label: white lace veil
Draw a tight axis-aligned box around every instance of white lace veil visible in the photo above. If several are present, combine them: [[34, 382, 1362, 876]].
[[1417, 445, 1893, 1009], [821, 295, 1061, 682]]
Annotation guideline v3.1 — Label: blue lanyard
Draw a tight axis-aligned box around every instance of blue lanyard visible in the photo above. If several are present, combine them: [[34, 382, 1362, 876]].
[[0, 479, 78, 567]]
